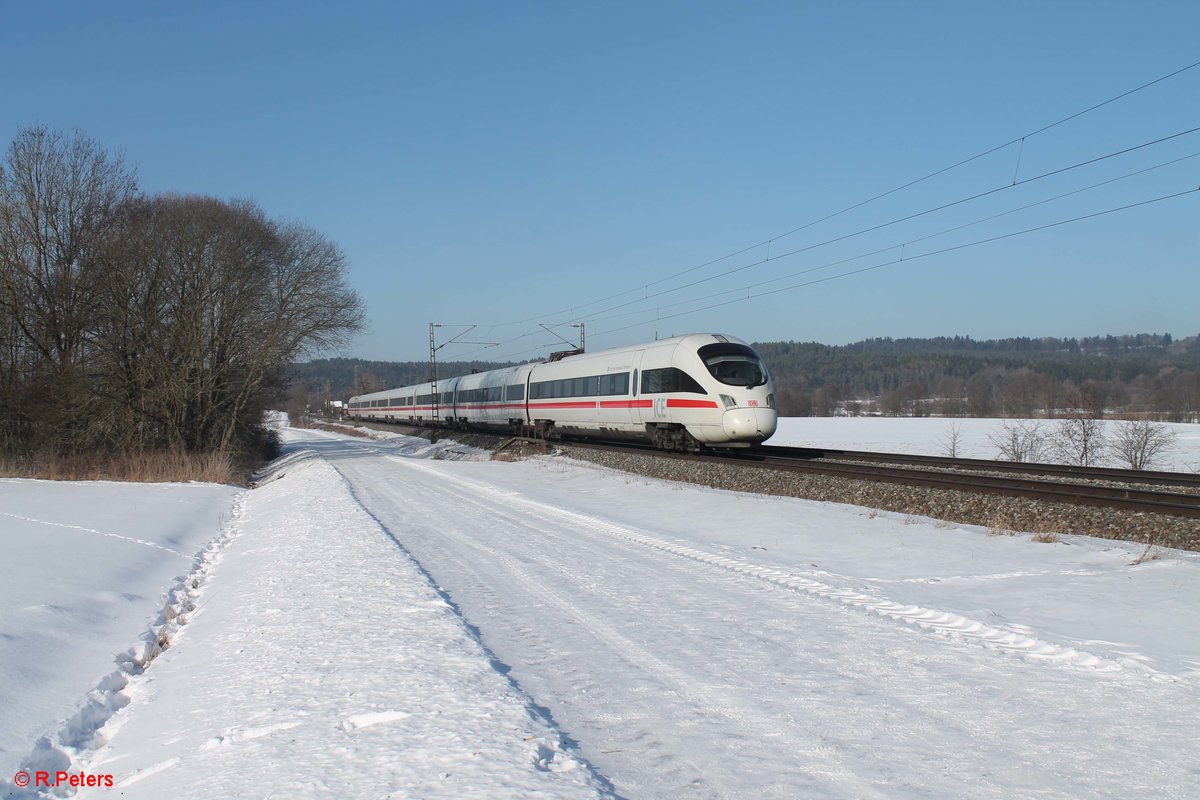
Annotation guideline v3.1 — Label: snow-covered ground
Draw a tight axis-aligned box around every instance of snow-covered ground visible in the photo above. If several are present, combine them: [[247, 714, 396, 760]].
[[770, 416, 1200, 471], [5, 426, 1200, 798], [0, 480, 239, 786]]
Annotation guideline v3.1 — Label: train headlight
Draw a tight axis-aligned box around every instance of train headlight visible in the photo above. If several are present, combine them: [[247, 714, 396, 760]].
[[766, 393, 775, 409], [720, 394, 736, 409]]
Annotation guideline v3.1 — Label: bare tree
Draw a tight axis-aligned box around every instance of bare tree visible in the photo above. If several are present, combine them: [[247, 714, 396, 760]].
[[966, 370, 1002, 417], [1078, 380, 1111, 419], [1049, 415, 1107, 466], [0, 125, 138, 449], [939, 421, 964, 458], [934, 376, 966, 417], [89, 194, 364, 453], [987, 420, 1048, 462], [1000, 368, 1040, 418], [811, 385, 841, 417], [0, 126, 363, 461], [1110, 420, 1176, 470]]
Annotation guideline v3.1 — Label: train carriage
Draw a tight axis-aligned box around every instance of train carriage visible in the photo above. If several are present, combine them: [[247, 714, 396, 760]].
[[452, 365, 533, 431], [348, 333, 776, 450]]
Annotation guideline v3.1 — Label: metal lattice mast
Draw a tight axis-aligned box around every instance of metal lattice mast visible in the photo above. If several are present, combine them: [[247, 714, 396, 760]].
[[429, 324, 498, 424], [429, 323, 440, 421]]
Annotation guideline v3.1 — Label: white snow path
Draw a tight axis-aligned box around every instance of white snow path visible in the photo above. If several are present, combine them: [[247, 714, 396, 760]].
[[305, 430, 1200, 800], [67, 446, 611, 800]]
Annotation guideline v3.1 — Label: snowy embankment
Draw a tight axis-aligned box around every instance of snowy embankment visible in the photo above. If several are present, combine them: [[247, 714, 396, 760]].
[[771, 416, 1200, 470], [34, 441, 608, 799], [6, 423, 1199, 798], [0, 480, 239, 788], [282, 428, 1199, 799]]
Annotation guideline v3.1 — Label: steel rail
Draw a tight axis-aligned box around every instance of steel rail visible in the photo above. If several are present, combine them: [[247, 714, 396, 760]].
[[557, 440, 1200, 519], [760, 445, 1200, 488]]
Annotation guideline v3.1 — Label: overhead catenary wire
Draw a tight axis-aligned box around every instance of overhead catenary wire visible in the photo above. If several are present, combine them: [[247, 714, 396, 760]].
[[477, 58, 1200, 331], [454, 128, 1200, 360], [588, 188, 1200, 339], [470, 186, 1199, 362], [547, 126, 1200, 325], [573, 150, 1200, 329]]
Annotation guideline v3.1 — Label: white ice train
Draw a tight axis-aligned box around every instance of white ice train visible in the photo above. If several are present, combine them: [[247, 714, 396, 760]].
[[347, 333, 777, 450]]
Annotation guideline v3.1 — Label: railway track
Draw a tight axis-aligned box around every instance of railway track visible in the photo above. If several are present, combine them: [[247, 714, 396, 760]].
[[559, 439, 1200, 520], [318, 418, 1200, 520], [760, 444, 1200, 489]]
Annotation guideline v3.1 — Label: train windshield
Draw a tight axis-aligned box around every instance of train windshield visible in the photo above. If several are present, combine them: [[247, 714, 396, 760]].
[[697, 343, 768, 387]]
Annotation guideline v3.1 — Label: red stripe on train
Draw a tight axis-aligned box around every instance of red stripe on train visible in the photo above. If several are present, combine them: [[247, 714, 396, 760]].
[[598, 400, 653, 409], [666, 399, 720, 409], [527, 401, 597, 410]]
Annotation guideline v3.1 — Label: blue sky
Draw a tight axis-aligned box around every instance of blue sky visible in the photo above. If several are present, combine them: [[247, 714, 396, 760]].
[[2, 1, 1197, 362]]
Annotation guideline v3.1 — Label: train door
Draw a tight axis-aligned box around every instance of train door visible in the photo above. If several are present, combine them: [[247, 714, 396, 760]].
[[622, 350, 645, 429], [633, 345, 676, 429]]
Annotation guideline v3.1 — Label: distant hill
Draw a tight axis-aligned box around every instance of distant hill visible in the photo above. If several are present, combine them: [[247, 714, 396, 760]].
[[755, 333, 1199, 419], [290, 333, 1200, 421]]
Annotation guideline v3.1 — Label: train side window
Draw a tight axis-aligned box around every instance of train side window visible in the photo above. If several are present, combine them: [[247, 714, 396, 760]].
[[599, 373, 629, 395], [632, 370, 638, 396], [506, 384, 524, 401], [675, 369, 707, 394], [641, 367, 707, 395]]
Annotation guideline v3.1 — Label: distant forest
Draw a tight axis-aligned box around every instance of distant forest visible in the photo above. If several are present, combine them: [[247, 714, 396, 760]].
[[291, 332, 1200, 422]]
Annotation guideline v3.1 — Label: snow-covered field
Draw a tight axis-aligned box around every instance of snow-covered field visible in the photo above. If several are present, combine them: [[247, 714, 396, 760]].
[[3, 425, 1200, 798], [0, 480, 239, 787], [771, 416, 1200, 471]]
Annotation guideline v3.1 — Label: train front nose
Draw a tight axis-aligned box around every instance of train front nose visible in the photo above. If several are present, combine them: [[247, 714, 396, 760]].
[[721, 407, 777, 442]]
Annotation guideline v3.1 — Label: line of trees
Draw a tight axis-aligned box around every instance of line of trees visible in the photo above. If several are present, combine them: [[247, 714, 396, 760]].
[[758, 336, 1200, 420], [0, 126, 364, 458]]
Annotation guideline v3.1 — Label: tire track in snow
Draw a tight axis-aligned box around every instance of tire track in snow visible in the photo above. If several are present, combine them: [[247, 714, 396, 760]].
[[392, 456, 1168, 680], [389, 474, 889, 800]]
